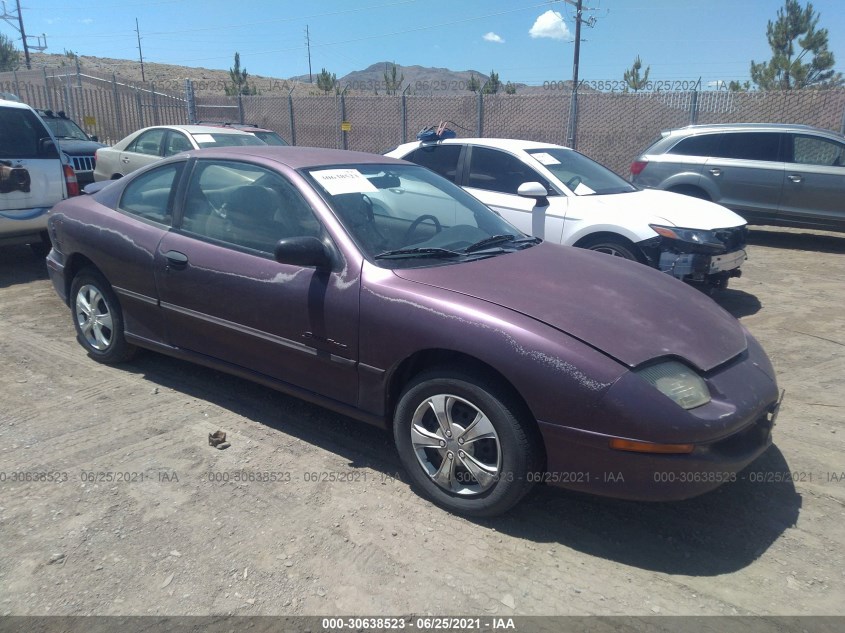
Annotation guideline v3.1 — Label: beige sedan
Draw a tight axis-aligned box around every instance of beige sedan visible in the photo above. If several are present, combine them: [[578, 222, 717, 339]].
[[93, 124, 265, 181]]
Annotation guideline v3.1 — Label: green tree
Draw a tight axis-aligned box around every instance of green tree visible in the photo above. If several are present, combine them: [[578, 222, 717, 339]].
[[750, 0, 843, 89], [728, 80, 752, 92], [225, 52, 257, 95], [504, 81, 517, 95], [482, 69, 501, 94], [0, 33, 20, 72], [316, 68, 337, 95], [383, 62, 404, 95], [623, 55, 650, 92], [466, 73, 480, 93]]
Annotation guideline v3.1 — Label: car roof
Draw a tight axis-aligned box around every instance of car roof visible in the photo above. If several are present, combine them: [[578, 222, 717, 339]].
[[127, 124, 256, 136], [666, 123, 837, 135], [179, 145, 409, 170], [424, 138, 569, 151], [0, 98, 34, 111]]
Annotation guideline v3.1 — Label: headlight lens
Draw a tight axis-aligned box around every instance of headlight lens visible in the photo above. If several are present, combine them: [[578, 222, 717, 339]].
[[649, 224, 723, 250], [635, 360, 710, 409]]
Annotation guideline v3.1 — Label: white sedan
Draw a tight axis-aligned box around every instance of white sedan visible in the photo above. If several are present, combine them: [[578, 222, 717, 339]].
[[387, 138, 748, 290], [93, 125, 265, 181]]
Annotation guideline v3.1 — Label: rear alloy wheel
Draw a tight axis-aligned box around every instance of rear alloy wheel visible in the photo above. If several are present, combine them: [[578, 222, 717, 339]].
[[584, 239, 641, 262], [70, 269, 136, 364], [394, 370, 541, 517]]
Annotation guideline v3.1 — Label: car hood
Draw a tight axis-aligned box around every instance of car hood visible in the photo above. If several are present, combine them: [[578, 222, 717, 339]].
[[393, 243, 747, 372], [568, 188, 745, 230], [56, 139, 106, 155]]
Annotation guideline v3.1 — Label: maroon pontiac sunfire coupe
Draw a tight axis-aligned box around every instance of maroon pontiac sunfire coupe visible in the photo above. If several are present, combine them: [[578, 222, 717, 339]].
[[45, 146, 781, 516]]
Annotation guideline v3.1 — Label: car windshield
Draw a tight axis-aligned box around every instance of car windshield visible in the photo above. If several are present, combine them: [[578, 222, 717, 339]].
[[305, 163, 535, 269], [190, 132, 265, 148], [43, 117, 90, 141], [526, 148, 636, 196]]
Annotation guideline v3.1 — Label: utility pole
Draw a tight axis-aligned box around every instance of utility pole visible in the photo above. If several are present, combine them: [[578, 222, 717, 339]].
[[305, 25, 312, 83], [15, 0, 28, 68], [567, 0, 582, 148], [135, 17, 145, 83]]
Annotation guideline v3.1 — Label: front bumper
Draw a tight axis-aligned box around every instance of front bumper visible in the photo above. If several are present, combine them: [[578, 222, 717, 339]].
[[536, 336, 780, 501], [658, 248, 746, 282]]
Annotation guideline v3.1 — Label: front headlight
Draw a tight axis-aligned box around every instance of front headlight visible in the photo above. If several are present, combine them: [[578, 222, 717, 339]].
[[635, 360, 710, 409], [649, 224, 724, 252]]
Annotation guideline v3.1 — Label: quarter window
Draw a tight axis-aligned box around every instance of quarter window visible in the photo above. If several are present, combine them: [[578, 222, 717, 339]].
[[791, 135, 844, 167], [119, 163, 182, 224], [181, 160, 322, 254], [668, 134, 720, 157]]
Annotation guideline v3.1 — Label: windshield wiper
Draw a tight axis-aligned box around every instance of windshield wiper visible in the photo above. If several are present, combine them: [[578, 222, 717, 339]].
[[463, 234, 540, 253], [374, 247, 464, 260]]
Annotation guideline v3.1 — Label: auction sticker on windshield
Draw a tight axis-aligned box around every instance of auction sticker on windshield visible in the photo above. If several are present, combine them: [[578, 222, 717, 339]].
[[311, 169, 378, 195], [531, 152, 561, 166]]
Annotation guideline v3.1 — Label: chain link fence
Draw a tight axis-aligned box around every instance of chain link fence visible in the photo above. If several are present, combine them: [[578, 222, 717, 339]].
[[3, 65, 844, 175]]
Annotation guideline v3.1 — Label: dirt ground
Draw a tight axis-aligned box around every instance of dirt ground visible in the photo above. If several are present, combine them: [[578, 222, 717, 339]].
[[0, 226, 843, 620]]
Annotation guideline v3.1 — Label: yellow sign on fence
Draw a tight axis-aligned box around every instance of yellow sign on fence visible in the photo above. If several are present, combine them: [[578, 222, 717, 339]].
[[83, 116, 96, 127], [340, 121, 351, 132]]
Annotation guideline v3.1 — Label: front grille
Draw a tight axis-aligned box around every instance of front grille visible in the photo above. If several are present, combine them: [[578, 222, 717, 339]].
[[714, 226, 748, 251], [70, 155, 96, 173]]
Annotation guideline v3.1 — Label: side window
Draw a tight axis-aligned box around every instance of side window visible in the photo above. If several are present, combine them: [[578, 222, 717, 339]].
[[164, 131, 193, 157], [466, 146, 550, 195], [668, 134, 720, 157], [715, 133, 782, 162], [791, 135, 844, 167], [119, 163, 182, 224], [408, 145, 461, 182], [0, 107, 53, 159], [181, 160, 322, 254], [127, 129, 166, 156]]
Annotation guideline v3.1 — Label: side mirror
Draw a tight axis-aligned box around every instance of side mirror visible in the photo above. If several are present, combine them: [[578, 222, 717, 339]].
[[275, 236, 332, 269], [39, 138, 59, 158], [517, 181, 549, 205], [90, 135, 99, 142]]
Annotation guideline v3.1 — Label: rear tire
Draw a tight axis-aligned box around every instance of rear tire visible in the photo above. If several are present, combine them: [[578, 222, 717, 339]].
[[394, 369, 542, 517], [70, 268, 137, 364]]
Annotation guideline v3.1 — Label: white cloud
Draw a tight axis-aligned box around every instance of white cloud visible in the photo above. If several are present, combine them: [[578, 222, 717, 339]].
[[483, 32, 505, 44], [529, 10, 571, 40], [80, 18, 94, 24]]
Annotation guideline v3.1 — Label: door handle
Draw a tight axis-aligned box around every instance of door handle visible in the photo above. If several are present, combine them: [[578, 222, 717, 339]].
[[787, 174, 803, 183], [708, 168, 722, 176], [121, 157, 130, 164], [164, 250, 188, 269]]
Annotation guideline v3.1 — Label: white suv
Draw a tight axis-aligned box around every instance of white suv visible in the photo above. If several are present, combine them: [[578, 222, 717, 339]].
[[388, 138, 748, 290], [0, 98, 78, 253]]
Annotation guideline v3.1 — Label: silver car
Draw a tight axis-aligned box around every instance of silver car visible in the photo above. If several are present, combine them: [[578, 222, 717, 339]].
[[630, 123, 845, 232]]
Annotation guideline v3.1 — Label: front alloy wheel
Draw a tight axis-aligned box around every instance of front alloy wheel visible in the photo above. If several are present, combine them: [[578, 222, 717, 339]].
[[395, 370, 541, 517]]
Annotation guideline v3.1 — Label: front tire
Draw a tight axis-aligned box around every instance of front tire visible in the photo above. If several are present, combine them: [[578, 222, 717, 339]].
[[394, 369, 541, 517], [582, 237, 642, 262], [70, 268, 136, 364]]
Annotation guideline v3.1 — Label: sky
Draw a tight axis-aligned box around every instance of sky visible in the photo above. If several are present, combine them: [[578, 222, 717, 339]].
[[4, 0, 845, 89]]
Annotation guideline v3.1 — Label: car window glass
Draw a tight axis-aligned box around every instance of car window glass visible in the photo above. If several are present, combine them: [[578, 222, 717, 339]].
[[792, 135, 844, 167], [181, 160, 322, 253], [525, 148, 635, 195], [119, 163, 182, 224], [467, 146, 551, 195], [715, 132, 781, 161], [127, 129, 166, 156], [407, 145, 461, 182], [0, 107, 54, 159], [188, 132, 265, 148], [164, 131, 193, 157], [668, 134, 720, 157]]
